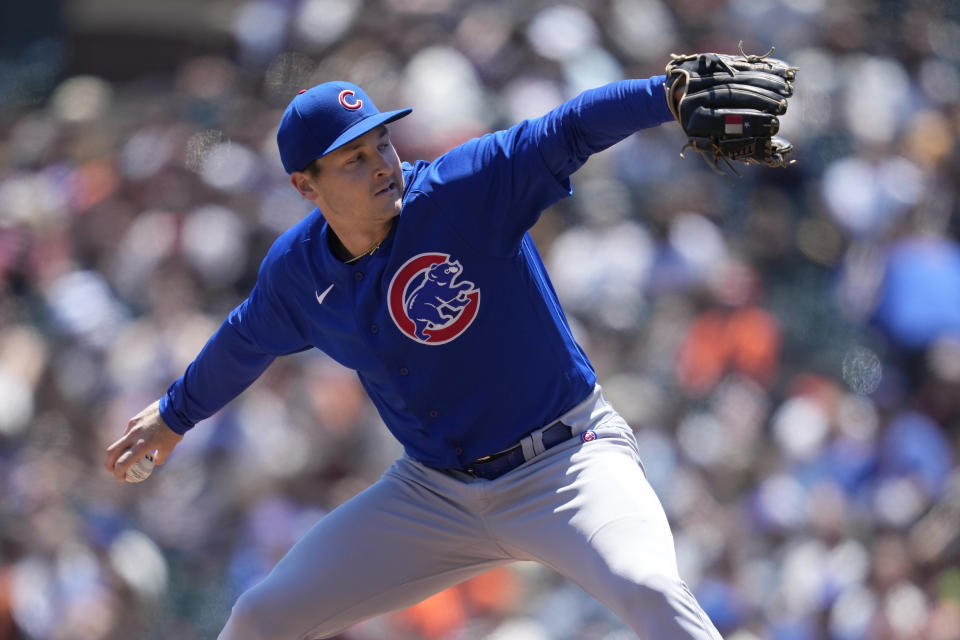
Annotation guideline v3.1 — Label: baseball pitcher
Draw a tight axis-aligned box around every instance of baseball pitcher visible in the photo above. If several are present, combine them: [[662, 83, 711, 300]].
[[106, 47, 796, 639]]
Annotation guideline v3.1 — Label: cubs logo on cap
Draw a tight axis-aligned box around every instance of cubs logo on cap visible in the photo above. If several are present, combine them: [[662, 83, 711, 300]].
[[277, 81, 412, 174], [338, 89, 363, 110]]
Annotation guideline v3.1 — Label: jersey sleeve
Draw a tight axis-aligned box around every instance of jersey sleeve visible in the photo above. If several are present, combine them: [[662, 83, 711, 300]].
[[424, 76, 673, 255], [159, 258, 311, 434]]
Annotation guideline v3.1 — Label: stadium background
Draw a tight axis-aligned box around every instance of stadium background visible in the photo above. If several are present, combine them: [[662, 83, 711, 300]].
[[1, 0, 959, 638]]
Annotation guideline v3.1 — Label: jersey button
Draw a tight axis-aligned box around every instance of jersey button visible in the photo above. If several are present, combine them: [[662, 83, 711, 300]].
[[399, 367, 409, 376], [455, 447, 463, 455], [370, 324, 379, 334], [429, 410, 439, 418], [354, 271, 364, 281]]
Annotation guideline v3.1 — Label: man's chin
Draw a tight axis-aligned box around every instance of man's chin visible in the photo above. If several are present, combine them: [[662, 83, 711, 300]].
[[371, 203, 401, 224]]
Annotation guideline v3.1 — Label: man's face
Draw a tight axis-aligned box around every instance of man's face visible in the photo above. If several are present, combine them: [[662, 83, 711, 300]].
[[301, 125, 404, 225]]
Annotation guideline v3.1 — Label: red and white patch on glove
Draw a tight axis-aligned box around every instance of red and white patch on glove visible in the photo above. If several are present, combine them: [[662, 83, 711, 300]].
[[725, 114, 744, 134]]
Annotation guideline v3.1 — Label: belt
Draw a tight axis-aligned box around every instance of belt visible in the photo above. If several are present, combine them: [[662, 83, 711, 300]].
[[462, 421, 573, 480]]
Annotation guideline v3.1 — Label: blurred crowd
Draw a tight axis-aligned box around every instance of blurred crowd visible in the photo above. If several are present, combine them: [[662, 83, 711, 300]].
[[1, 0, 959, 639]]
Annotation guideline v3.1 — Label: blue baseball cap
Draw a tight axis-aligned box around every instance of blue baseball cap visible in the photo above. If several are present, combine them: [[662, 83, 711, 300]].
[[277, 81, 412, 174]]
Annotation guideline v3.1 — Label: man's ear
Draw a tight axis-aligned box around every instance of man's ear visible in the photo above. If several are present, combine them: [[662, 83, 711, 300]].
[[290, 171, 319, 201]]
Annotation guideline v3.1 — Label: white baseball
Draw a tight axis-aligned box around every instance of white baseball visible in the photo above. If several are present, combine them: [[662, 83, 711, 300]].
[[123, 452, 156, 483]]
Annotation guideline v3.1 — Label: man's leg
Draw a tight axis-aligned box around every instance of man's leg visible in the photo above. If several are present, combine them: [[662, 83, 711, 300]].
[[218, 460, 510, 640], [490, 415, 723, 640]]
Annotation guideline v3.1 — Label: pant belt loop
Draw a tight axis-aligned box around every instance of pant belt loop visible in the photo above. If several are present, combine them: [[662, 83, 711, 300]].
[[519, 435, 536, 462], [530, 428, 547, 456]]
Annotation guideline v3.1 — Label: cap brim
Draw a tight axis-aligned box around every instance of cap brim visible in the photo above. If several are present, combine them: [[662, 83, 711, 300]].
[[321, 108, 413, 158]]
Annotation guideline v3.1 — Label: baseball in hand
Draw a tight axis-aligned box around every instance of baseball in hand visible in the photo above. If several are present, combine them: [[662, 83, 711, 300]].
[[122, 452, 156, 483]]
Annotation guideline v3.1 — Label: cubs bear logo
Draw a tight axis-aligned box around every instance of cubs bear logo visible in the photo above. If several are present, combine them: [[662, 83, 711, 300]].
[[388, 253, 480, 345]]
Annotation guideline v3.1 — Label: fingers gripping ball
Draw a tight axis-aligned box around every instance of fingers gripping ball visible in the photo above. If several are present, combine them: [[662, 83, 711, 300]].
[[665, 42, 798, 175], [122, 452, 156, 483]]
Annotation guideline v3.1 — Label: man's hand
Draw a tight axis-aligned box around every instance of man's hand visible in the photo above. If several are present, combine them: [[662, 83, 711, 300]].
[[105, 400, 183, 482]]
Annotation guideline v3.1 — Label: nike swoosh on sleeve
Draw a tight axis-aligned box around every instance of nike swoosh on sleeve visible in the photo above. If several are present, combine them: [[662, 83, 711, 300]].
[[315, 283, 334, 305]]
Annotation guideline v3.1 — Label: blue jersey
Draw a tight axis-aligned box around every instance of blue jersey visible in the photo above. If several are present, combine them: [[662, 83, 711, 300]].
[[159, 77, 673, 468]]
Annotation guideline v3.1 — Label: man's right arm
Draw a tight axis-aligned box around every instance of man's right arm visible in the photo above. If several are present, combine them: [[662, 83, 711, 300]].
[[160, 276, 311, 434], [106, 264, 310, 480]]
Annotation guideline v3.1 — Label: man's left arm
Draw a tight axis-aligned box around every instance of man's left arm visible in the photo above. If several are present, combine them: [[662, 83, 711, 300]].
[[532, 75, 674, 181], [424, 76, 674, 256]]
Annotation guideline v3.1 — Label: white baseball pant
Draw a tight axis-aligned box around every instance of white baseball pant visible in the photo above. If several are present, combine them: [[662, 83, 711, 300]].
[[218, 386, 723, 640]]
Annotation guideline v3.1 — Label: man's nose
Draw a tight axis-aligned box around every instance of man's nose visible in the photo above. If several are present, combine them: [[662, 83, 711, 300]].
[[373, 151, 391, 175]]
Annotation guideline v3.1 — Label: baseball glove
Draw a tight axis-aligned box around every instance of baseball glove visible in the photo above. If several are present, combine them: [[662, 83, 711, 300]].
[[664, 42, 798, 176]]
